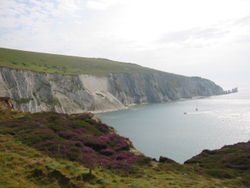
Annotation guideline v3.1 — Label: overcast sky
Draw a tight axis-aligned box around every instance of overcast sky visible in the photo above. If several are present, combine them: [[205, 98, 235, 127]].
[[1, 0, 250, 87]]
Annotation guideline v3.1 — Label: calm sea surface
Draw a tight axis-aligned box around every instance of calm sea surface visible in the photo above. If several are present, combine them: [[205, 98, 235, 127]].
[[97, 85, 250, 163]]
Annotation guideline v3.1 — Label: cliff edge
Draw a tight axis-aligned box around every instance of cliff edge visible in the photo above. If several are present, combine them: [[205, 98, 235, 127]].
[[0, 48, 224, 113]]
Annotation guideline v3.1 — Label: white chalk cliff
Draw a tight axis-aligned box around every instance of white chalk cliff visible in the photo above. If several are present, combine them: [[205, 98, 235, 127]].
[[0, 67, 224, 113]]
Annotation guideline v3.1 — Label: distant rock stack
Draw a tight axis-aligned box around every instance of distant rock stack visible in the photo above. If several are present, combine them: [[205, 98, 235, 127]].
[[224, 87, 238, 94], [0, 97, 14, 110]]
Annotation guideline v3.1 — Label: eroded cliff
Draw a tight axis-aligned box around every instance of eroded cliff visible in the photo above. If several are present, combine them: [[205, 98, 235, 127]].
[[0, 67, 224, 113]]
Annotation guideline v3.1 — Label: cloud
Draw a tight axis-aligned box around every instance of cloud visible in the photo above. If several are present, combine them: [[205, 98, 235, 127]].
[[0, 0, 84, 29], [194, 28, 230, 39], [85, 0, 124, 10], [0, 0, 86, 53], [1, 0, 250, 84], [225, 14, 250, 44], [234, 15, 250, 26], [157, 27, 230, 48], [0, 0, 55, 28], [157, 12, 250, 49]]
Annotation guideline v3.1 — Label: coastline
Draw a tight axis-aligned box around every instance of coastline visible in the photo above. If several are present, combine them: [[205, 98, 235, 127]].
[[91, 95, 216, 114], [90, 103, 147, 114], [95, 90, 248, 164]]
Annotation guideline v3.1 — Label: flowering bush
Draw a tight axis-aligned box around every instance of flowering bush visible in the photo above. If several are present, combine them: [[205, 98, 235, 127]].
[[113, 152, 139, 162], [0, 112, 148, 174], [82, 145, 94, 153], [96, 135, 111, 142], [58, 128, 87, 140], [100, 148, 114, 156], [97, 123, 109, 133]]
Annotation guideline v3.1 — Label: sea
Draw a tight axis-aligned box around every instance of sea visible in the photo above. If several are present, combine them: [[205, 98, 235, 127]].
[[97, 85, 250, 163]]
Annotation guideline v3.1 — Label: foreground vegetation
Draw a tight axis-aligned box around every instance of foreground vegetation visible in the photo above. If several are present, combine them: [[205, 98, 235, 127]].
[[0, 48, 162, 76], [185, 141, 250, 185], [0, 109, 249, 187]]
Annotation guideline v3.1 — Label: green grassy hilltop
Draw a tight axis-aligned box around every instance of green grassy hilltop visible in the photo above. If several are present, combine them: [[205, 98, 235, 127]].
[[0, 109, 249, 188], [0, 48, 161, 76]]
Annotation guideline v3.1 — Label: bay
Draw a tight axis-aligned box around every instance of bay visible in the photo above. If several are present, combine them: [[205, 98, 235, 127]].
[[97, 85, 250, 163]]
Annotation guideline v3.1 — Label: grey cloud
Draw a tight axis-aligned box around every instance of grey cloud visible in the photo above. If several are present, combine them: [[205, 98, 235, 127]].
[[158, 27, 230, 47], [230, 14, 250, 44], [235, 34, 250, 44], [194, 28, 230, 39], [234, 15, 250, 26], [159, 30, 191, 43]]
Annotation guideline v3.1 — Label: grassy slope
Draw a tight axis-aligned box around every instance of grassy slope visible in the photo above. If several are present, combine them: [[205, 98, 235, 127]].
[[0, 48, 163, 76], [0, 110, 246, 188], [185, 143, 250, 185], [0, 134, 241, 188]]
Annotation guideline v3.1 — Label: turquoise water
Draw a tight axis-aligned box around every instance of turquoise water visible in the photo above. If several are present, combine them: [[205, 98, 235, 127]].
[[97, 86, 250, 163]]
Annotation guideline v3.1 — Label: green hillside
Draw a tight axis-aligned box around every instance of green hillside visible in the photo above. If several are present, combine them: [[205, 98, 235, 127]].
[[0, 134, 238, 188], [0, 48, 160, 76], [0, 109, 248, 187]]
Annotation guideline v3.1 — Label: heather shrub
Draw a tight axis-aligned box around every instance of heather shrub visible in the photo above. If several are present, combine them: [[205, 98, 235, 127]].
[[48, 122, 66, 132], [96, 123, 110, 133], [100, 148, 114, 156], [22, 131, 57, 145], [58, 128, 87, 140], [34, 139, 84, 161], [113, 152, 139, 163], [0, 111, 146, 174], [82, 145, 95, 153], [84, 140, 107, 151]]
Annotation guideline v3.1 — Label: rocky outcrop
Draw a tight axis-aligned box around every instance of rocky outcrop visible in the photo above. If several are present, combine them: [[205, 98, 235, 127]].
[[0, 67, 224, 113], [0, 97, 14, 110], [159, 156, 177, 164]]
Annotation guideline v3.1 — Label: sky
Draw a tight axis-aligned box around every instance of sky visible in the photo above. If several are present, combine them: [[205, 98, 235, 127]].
[[1, 0, 250, 88]]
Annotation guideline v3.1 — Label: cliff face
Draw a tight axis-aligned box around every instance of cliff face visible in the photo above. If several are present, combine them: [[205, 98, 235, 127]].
[[0, 67, 224, 113]]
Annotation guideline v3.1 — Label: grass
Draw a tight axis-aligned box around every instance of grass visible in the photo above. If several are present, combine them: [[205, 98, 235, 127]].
[[0, 134, 90, 188], [0, 109, 28, 120], [0, 134, 242, 188], [185, 143, 250, 185], [0, 47, 164, 76], [14, 98, 33, 104], [0, 109, 248, 187]]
